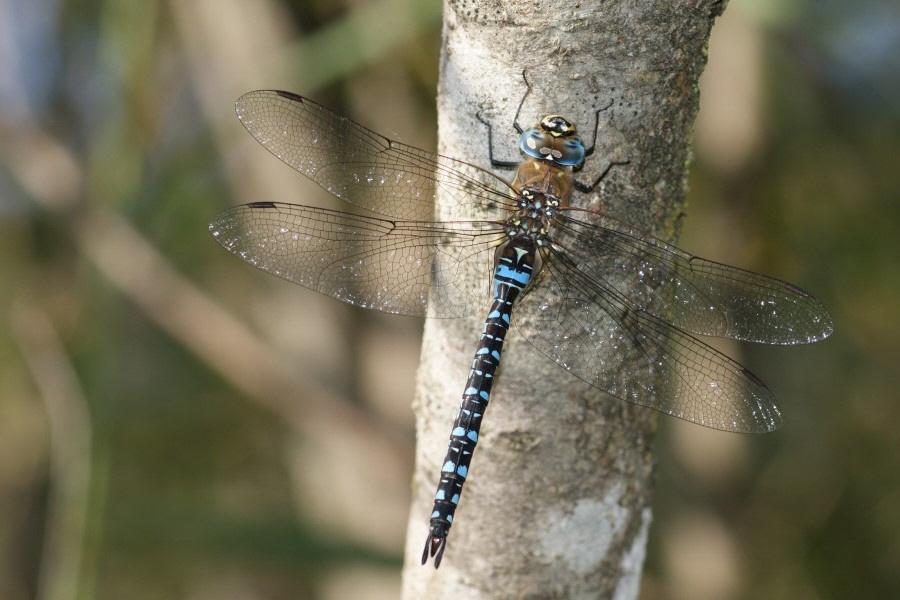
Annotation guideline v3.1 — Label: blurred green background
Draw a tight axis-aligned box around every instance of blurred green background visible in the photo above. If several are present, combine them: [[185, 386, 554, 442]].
[[0, 1, 897, 599]]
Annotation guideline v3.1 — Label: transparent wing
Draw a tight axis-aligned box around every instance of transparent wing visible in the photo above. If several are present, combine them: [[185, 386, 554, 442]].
[[210, 202, 505, 318], [515, 247, 783, 433], [554, 209, 834, 345], [235, 90, 517, 221]]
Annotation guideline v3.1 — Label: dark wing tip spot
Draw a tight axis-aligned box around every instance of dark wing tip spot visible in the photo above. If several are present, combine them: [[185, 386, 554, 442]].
[[784, 282, 811, 298], [247, 201, 277, 209], [741, 367, 769, 390], [275, 90, 305, 102]]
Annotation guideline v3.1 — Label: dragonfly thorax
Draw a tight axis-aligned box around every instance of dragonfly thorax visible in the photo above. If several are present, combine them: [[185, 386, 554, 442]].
[[505, 189, 557, 246]]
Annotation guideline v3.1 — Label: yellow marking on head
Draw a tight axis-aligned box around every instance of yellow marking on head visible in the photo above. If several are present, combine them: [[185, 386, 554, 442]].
[[540, 115, 577, 137]]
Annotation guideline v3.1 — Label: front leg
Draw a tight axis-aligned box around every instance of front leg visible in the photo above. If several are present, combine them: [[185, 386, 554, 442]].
[[573, 158, 630, 194], [476, 110, 521, 169]]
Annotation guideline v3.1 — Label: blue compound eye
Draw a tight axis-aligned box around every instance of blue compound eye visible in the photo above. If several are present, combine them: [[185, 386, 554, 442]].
[[519, 128, 548, 160], [555, 139, 586, 167], [518, 128, 586, 166]]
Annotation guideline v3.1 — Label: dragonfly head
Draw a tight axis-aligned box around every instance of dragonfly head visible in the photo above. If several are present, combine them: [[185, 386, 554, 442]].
[[519, 115, 586, 169]]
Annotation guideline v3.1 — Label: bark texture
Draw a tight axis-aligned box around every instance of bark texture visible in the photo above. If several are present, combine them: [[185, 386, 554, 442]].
[[403, 1, 720, 597]]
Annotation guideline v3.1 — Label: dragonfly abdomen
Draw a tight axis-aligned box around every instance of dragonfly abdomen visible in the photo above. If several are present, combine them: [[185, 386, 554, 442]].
[[422, 237, 537, 567]]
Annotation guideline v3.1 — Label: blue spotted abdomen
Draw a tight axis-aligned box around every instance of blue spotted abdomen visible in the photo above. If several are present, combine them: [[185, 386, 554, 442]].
[[422, 237, 537, 566]]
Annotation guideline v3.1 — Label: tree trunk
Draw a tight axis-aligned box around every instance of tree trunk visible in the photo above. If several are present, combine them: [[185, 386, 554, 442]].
[[403, 1, 720, 597]]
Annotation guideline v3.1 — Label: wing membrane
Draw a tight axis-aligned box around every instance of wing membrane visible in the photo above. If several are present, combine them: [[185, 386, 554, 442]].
[[235, 90, 516, 221], [210, 202, 505, 318], [554, 209, 833, 344]]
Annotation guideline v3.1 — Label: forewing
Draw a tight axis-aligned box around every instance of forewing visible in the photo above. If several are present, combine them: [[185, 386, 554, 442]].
[[554, 210, 833, 345], [210, 202, 504, 318], [235, 90, 517, 221]]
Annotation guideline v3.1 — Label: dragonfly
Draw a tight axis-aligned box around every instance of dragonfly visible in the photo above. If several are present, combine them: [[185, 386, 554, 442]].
[[209, 88, 833, 568]]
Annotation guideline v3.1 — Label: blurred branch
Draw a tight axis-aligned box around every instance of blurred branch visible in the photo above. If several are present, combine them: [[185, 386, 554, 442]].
[[3, 124, 409, 482], [11, 304, 93, 600], [170, 0, 440, 107], [281, 0, 441, 91]]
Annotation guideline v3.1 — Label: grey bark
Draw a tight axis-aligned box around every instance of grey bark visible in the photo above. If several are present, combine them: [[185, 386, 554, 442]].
[[402, 1, 720, 597]]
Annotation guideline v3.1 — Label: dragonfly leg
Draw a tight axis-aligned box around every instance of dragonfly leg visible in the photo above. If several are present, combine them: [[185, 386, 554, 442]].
[[573, 158, 630, 194], [477, 110, 520, 169], [476, 69, 534, 169], [510, 68, 533, 135], [581, 97, 614, 161]]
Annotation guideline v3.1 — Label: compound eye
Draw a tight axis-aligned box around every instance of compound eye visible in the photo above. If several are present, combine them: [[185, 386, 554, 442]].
[[519, 128, 552, 160], [554, 139, 586, 167]]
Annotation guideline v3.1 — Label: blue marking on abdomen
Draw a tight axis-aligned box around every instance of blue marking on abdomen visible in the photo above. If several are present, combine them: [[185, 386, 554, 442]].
[[495, 264, 532, 286]]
